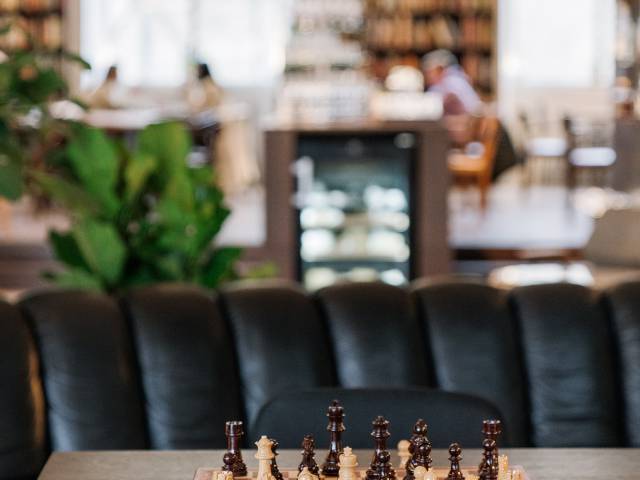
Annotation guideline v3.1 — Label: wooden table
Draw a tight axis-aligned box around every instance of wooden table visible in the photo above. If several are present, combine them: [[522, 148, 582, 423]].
[[37, 449, 640, 480]]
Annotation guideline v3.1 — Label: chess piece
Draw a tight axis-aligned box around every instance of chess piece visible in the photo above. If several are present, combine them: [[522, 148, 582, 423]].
[[217, 472, 234, 480], [397, 440, 411, 469], [299, 434, 320, 475], [223, 420, 247, 476], [299, 467, 319, 480], [479, 439, 498, 480], [404, 419, 432, 480], [255, 436, 276, 480], [446, 443, 465, 480], [478, 420, 501, 476], [338, 447, 358, 480], [271, 438, 284, 480], [322, 400, 345, 477], [497, 455, 509, 480], [413, 466, 435, 480], [365, 416, 395, 480]]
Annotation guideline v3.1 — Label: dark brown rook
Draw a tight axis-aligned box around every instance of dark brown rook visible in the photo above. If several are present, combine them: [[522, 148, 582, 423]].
[[298, 434, 319, 475], [479, 439, 498, 480], [478, 419, 501, 476], [366, 416, 395, 480], [223, 421, 247, 476], [270, 438, 284, 480], [403, 419, 432, 480], [446, 443, 465, 480], [322, 399, 345, 477]]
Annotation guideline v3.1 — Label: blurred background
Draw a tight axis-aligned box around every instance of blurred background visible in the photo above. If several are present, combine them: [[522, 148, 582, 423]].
[[2, 0, 640, 296]]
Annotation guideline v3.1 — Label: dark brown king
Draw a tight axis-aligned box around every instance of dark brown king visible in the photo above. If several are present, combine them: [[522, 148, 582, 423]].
[[365, 416, 395, 480], [222, 420, 247, 476], [321, 400, 345, 477]]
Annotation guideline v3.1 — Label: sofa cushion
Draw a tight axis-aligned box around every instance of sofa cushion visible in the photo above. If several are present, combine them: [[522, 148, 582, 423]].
[[316, 283, 432, 388], [604, 280, 640, 446], [20, 291, 147, 451], [511, 283, 622, 447], [220, 282, 336, 425], [124, 284, 241, 449], [251, 387, 503, 449], [412, 280, 528, 446], [0, 301, 46, 479]]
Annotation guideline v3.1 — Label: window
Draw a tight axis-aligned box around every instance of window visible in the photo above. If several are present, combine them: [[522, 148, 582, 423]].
[[499, 0, 615, 88], [80, 0, 293, 89]]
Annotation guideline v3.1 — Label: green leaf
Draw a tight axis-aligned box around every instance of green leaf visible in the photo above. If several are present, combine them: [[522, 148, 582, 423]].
[[0, 141, 23, 200], [43, 268, 103, 291], [198, 247, 242, 288], [59, 51, 91, 70], [30, 171, 101, 216], [137, 121, 191, 181], [66, 124, 120, 217], [48, 230, 90, 271], [124, 152, 156, 202], [71, 220, 126, 286], [162, 171, 194, 211]]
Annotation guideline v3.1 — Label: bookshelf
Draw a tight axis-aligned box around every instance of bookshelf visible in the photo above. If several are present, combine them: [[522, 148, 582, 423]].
[[363, 0, 496, 97], [0, 0, 63, 54]]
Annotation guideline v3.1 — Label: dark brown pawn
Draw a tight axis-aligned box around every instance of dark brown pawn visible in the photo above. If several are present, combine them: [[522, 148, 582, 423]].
[[222, 421, 247, 476], [270, 438, 284, 480], [298, 434, 319, 475], [477, 420, 501, 476], [446, 443, 465, 480], [404, 419, 432, 480], [366, 416, 395, 480], [479, 439, 498, 480], [322, 400, 345, 477]]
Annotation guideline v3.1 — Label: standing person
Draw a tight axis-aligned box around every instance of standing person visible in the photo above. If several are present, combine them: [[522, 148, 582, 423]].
[[422, 49, 481, 116]]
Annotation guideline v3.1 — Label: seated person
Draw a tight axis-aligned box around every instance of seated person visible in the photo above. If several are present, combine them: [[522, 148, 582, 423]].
[[422, 50, 482, 145]]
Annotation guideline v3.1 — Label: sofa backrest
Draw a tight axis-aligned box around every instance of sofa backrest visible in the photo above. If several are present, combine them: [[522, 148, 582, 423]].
[[3, 279, 640, 479]]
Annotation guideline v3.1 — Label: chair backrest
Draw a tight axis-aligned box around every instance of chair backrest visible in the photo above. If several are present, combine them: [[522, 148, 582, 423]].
[[478, 116, 501, 179], [251, 387, 504, 449]]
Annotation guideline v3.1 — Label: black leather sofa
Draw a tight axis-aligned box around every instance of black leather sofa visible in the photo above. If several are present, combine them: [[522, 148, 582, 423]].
[[3, 278, 640, 480]]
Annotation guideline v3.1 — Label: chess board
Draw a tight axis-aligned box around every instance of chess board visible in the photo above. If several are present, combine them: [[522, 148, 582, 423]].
[[193, 467, 530, 480]]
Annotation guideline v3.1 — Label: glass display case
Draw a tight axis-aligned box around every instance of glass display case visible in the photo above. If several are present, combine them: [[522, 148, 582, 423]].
[[294, 133, 416, 290]]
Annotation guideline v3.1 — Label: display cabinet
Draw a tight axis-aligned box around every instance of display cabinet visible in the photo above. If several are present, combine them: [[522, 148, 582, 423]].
[[264, 120, 450, 289]]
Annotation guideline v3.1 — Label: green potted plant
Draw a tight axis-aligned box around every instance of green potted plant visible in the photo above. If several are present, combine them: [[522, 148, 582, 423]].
[[0, 29, 247, 292]]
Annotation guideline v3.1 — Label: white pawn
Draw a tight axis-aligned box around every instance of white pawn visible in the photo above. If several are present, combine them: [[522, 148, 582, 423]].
[[338, 447, 358, 480], [414, 466, 435, 480], [255, 436, 276, 480], [397, 439, 411, 469], [217, 472, 234, 480], [298, 466, 319, 480]]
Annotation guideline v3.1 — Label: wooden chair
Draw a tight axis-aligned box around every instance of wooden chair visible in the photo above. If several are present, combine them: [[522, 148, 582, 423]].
[[447, 115, 501, 210]]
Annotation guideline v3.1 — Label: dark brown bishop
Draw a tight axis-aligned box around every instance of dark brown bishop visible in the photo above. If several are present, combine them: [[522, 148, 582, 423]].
[[222, 420, 247, 476], [298, 434, 320, 475], [403, 419, 432, 480], [446, 443, 465, 480], [270, 438, 284, 480], [365, 416, 395, 480], [321, 400, 345, 477], [477, 420, 501, 477]]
